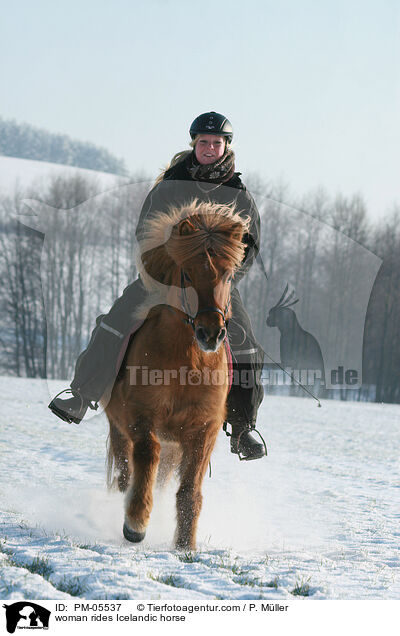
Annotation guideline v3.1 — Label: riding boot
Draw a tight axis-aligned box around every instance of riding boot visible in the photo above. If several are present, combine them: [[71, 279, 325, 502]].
[[48, 278, 148, 424], [228, 421, 267, 460], [225, 288, 266, 460], [48, 390, 96, 425]]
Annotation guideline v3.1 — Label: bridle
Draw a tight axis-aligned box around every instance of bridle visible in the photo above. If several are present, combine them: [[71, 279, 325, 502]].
[[179, 268, 231, 332]]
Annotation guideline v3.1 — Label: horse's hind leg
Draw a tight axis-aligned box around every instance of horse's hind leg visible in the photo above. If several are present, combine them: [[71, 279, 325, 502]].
[[124, 429, 161, 543], [175, 429, 218, 550], [107, 422, 133, 492]]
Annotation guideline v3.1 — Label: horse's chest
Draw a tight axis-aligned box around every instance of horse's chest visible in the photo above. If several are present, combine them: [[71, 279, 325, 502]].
[[156, 384, 224, 412], [151, 383, 227, 434]]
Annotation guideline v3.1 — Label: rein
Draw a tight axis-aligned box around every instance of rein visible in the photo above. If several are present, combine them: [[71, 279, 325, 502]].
[[179, 269, 231, 331]]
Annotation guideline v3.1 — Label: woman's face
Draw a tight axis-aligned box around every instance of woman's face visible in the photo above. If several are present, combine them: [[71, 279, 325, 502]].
[[195, 134, 226, 165]]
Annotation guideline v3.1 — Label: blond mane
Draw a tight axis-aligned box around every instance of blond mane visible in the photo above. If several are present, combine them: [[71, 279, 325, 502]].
[[133, 199, 249, 320]]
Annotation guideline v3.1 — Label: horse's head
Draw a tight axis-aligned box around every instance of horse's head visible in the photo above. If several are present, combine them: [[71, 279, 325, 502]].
[[174, 217, 244, 351], [139, 199, 249, 353]]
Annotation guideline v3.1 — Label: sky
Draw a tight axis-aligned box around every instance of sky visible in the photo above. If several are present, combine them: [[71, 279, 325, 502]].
[[1, 0, 399, 220]]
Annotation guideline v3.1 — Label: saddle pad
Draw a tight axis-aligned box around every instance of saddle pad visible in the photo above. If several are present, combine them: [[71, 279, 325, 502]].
[[224, 337, 233, 394]]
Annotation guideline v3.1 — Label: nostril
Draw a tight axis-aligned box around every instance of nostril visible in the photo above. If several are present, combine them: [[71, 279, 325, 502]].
[[218, 327, 227, 341], [196, 325, 226, 344], [196, 326, 207, 342]]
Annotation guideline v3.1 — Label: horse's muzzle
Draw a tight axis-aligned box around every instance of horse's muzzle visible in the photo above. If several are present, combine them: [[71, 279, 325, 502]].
[[195, 323, 226, 352]]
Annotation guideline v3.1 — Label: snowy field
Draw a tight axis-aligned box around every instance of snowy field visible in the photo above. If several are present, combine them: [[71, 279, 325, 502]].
[[0, 376, 399, 601], [0, 156, 126, 196]]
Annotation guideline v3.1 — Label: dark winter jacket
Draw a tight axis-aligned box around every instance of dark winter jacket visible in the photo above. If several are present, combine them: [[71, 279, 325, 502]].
[[135, 156, 260, 284]]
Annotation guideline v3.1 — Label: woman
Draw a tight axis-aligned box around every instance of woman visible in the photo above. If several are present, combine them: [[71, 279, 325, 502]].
[[49, 112, 266, 461]]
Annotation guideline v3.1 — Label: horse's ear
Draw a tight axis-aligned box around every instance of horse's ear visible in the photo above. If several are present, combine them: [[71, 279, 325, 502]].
[[179, 219, 195, 236]]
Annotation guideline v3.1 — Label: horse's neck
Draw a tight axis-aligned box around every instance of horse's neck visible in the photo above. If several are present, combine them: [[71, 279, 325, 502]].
[[153, 307, 194, 353], [150, 306, 224, 366]]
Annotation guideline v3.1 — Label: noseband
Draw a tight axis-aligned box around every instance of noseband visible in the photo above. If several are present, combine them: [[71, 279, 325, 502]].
[[180, 269, 230, 332]]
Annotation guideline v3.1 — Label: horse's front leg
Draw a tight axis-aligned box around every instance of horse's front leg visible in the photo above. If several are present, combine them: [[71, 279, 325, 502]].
[[123, 428, 160, 543], [108, 422, 133, 493], [175, 428, 219, 550]]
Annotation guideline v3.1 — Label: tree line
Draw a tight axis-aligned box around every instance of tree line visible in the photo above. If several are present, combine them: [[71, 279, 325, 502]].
[[0, 172, 398, 403], [0, 117, 127, 175]]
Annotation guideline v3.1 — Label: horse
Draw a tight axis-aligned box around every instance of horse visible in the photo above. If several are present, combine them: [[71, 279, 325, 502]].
[[103, 199, 249, 550]]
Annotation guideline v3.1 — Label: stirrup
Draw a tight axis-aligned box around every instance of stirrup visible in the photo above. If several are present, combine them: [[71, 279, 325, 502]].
[[223, 421, 268, 461], [51, 388, 99, 411], [49, 389, 99, 425]]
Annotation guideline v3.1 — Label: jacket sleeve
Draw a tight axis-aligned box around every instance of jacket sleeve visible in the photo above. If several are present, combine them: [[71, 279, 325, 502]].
[[135, 181, 170, 242], [135, 179, 198, 241], [233, 188, 260, 284]]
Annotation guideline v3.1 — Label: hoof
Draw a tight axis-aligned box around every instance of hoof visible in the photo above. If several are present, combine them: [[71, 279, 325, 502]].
[[123, 522, 146, 543]]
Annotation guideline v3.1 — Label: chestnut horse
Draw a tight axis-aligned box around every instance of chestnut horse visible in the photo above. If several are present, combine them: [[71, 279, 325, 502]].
[[104, 199, 249, 549]]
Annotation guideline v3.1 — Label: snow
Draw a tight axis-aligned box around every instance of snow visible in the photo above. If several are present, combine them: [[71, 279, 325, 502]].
[[0, 156, 126, 195], [0, 376, 399, 600]]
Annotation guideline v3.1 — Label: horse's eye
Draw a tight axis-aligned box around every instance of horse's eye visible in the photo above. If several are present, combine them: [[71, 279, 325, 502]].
[[224, 272, 233, 283]]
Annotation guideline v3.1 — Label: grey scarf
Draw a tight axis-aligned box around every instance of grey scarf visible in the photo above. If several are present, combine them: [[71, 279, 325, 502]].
[[186, 148, 236, 183]]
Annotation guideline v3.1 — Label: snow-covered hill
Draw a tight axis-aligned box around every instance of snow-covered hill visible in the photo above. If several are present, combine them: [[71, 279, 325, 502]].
[[0, 377, 399, 600], [0, 156, 127, 195]]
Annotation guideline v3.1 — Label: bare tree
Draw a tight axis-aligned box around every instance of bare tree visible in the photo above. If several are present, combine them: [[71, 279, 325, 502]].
[[0, 191, 46, 376]]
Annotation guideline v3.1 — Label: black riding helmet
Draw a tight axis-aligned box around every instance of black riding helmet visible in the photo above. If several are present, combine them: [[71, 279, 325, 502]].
[[189, 111, 233, 143]]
